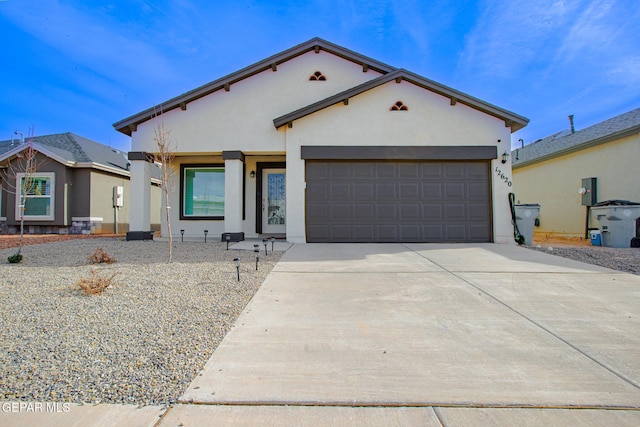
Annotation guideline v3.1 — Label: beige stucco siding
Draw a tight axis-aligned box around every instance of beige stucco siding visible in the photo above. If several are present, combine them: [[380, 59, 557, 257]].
[[131, 51, 383, 155], [284, 80, 514, 243], [512, 133, 640, 237]]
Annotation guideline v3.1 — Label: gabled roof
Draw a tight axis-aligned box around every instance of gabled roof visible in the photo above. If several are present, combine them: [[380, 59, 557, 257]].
[[273, 68, 529, 132], [113, 37, 396, 136], [0, 132, 130, 175], [512, 107, 640, 168]]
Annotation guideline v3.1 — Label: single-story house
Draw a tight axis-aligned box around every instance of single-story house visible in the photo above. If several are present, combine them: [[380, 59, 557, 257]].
[[0, 132, 162, 234], [512, 107, 640, 238], [114, 37, 528, 243]]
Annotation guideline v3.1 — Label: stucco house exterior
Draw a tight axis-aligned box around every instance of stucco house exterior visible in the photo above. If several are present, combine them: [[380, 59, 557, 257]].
[[114, 38, 528, 243], [0, 132, 162, 234], [512, 107, 640, 238]]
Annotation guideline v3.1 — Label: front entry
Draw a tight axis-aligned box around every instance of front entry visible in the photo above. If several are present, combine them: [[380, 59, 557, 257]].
[[261, 168, 286, 234]]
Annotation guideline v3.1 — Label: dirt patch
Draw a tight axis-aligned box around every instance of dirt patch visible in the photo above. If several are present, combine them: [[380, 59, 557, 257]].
[[0, 234, 124, 250]]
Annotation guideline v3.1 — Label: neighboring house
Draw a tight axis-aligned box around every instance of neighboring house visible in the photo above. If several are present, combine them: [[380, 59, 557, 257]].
[[114, 38, 528, 243], [0, 132, 162, 235], [512, 108, 640, 238]]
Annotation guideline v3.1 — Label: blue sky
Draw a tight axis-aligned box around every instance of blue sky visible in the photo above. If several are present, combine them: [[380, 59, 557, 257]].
[[1, 0, 639, 152]]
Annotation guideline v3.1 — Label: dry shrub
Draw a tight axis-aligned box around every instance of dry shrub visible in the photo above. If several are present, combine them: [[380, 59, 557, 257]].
[[76, 269, 118, 295], [87, 247, 116, 264]]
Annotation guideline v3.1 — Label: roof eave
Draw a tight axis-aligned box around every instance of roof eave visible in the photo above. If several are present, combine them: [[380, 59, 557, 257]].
[[113, 37, 396, 136], [274, 69, 529, 132], [513, 125, 640, 169]]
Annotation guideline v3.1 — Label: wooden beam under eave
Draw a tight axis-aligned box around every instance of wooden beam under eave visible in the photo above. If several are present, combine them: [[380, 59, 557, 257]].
[[450, 98, 457, 106], [180, 102, 187, 111], [287, 122, 293, 128], [128, 124, 137, 133], [224, 83, 230, 92], [362, 64, 369, 72], [505, 120, 513, 129], [343, 99, 349, 105], [395, 77, 402, 83], [271, 63, 277, 72], [314, 46, 320, 54]]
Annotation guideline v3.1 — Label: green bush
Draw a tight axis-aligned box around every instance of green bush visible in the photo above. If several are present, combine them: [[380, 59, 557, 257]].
[[7, 252, 23, 264]]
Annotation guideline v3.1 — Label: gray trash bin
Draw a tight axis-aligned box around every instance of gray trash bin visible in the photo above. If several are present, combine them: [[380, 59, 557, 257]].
[[591, 200, 640, 248], [514, 204, 541, 245]]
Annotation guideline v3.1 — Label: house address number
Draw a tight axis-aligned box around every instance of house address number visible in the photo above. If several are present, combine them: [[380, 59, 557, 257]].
[[495, 166, 512, 187]]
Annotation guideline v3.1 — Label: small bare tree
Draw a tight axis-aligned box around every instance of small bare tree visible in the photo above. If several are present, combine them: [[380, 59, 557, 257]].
[[1, 128, 45, 262], [152, 114, 177, 263]]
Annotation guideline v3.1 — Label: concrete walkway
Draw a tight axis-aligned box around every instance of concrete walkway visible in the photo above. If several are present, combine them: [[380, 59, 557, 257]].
[[169, 243, 640, 425], [2, 243, 639, 426]]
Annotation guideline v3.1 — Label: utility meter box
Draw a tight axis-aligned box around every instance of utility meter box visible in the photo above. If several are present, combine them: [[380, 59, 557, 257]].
[[580, 177, 597, 206], [113, 186, 124, 207]]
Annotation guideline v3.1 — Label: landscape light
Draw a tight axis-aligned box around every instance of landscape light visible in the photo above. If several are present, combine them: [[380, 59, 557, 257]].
[[263, 239, 268, 255], [254, 244, 260, 270], [234, 258, 240, 281], [270, 236, 275, 251], [225, 233, 231, 250], [204, 229, 209, 243], [180, 229, 184, 242]]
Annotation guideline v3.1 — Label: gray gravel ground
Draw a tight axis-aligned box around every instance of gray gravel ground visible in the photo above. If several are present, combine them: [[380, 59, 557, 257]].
[[0, 238, 283, 406], [528, 245, 640, 275]]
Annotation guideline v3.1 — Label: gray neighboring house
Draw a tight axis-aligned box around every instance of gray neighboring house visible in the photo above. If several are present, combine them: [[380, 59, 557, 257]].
[[0, 132, 161, 235]]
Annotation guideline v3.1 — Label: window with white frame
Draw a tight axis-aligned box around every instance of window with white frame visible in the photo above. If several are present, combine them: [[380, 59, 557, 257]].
[[181, 166, 225, 219], [15, 172, 55, 220]]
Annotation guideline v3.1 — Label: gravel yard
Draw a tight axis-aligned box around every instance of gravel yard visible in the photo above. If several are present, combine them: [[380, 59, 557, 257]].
[[528, 244, 640, 275], [1, 237, 638, 408], [0, 238, 283, 406]]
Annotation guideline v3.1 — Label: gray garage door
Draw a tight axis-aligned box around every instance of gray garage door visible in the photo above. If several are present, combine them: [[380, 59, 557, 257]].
[[305, 161, 492, 243]]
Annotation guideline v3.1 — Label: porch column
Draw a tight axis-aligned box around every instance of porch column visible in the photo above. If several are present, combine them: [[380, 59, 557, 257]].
[[223, 151, 244, 240], [126, 152, 153, 240]]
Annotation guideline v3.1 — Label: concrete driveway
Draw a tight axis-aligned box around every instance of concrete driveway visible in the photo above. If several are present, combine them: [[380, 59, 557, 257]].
[[165, 243, 640, 426]]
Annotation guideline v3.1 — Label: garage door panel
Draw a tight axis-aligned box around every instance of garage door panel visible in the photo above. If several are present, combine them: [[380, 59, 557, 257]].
[[353, 183, 374, 199], [445, 204, 466, 220], [353, 225, 374, 240], [377, 163, 396, 178], [330, 163, 351, 178], [305, 160, 491, 243], [444, 163, 465, 178], [377, 204, 397, 220], [354, 204, 374, 220], [376, 183, 397, 199], [399, 183, 420, 199], [398, 163, 419, 179], [330, 204, 351, 220], [445, 224, 466, 240], [399, 204, 420, 220], [331, 225, 351, 241], [445, 183, 466, 199], [422, 183, 442, 199], [424, 225, 444, 240], [377, 225, 398, 241], [421, 163, 442, 178], [469, 224, 492, 241], [307, 204, 328, 219], [422, 204, 443, 220], [468, 182, 489, 199], [353, 163, 375, 178]]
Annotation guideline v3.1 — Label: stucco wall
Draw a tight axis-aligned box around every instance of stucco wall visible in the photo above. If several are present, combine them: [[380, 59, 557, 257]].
[[284, 80, 514, 243], [131, 51, 383, 155], [512, 133, 640, 237]]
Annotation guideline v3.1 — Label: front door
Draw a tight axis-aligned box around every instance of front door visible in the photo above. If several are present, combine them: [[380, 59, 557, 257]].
[[262, 169, 286, 234]]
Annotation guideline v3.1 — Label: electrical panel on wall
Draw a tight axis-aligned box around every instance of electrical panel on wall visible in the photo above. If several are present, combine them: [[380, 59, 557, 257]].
[[579, 177, 597, 206]]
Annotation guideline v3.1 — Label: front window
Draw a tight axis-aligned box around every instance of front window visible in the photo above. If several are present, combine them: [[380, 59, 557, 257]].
[[181, 166, 225, 219], [15, 172, 55, 220]]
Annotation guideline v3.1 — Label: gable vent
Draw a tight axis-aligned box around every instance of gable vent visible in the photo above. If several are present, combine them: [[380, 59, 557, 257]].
[[390, 101, 408, 111], [309, 71, 327, 81]]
